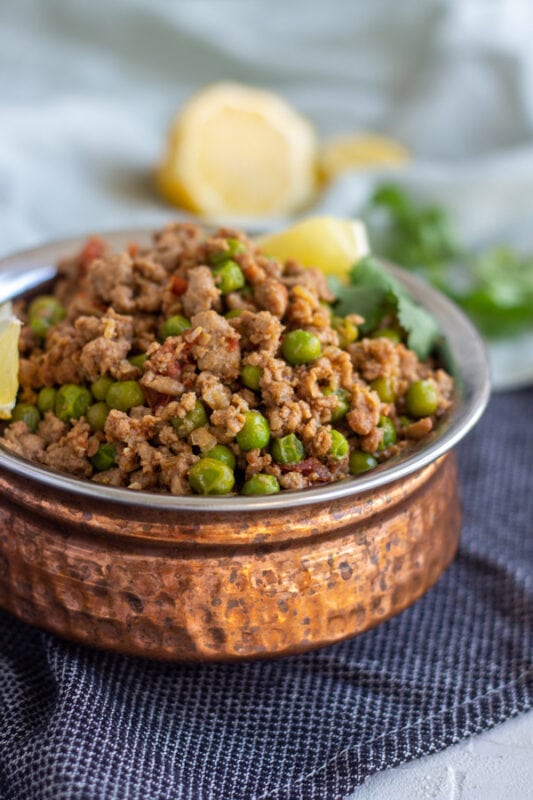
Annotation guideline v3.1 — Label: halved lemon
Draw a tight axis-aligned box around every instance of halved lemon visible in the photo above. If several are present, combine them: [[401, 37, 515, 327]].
[[257, 217, 369, 280], [0, 302, 21, 419], [319, 133, 409, 183], [157, 82, 318, 218]]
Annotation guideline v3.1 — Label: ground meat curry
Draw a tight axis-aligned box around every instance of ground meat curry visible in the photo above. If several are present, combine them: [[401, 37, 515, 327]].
[[1, 224, 454, 496]]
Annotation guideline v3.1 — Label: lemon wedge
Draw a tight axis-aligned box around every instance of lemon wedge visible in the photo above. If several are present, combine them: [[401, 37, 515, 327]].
[[157, 82, 318, 218], [319, 133, 409, 183], [257, 217, 369, 280], [0, 302, 21, 419]]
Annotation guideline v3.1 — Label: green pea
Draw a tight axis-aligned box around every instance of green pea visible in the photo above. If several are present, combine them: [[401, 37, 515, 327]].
[[128, 353, 148, 369], [370, 377, 396, 403], [282, 329, 322, 365], [12, 403, 41, 433], [225, 308, 244, 319], [208, 237, 245, 266], [370, 328, 401, 343], [37, 387, 57, 414], [332, 316, 358, 348], [87, 402, 110, 432], [240, 364, 263, 391], [349, 450, 378, 475], [378, 415, 397, 451], [188, 458, 235, 495], [171, 400, 208, 438], [91, 443, 116, 472], [105, 381, 145, 412], [160, 315, 191, 341], [212, 260, 246, 295], [91, 376, 114, 402], [204, 444, 236, 469], [399, 415, 412, 428], [236, 410, 270, 451], [28, 295, 66, 338], [55, 385, 92, 423], [328, 430, 349, 460], [271, 433, 304, 465], [323, 387, 351, 422], [406, 379, 438, 418], [241, 474, 280, 496]]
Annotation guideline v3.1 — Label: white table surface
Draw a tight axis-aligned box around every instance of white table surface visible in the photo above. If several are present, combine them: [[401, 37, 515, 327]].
[[350, 710, 533, 800]]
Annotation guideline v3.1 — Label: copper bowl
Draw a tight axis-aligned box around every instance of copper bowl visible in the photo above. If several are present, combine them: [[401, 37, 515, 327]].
[[0, 231, 490, 661]]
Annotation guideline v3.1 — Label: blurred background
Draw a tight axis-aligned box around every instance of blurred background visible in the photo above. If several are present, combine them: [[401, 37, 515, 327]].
[[2, 0, 533, 384]]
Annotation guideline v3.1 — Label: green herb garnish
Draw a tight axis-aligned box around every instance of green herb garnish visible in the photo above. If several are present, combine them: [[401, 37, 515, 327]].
[[453, 247, 533, 338], [330, 256, 439, 360], [368, 183, 459, 272], [365, 183, 533, 338]]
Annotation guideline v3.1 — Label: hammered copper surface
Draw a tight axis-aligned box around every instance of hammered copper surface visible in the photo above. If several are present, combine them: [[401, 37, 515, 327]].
[[0, 453, 460, 661]]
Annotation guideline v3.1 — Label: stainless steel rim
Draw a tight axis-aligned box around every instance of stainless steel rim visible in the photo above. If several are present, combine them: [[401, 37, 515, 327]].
[[0, 230, 491, 512]]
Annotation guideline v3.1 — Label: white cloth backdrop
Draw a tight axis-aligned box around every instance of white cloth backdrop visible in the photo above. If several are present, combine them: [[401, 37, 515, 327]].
[[3, 0, 533, 241], [3, 0, 532, 386]]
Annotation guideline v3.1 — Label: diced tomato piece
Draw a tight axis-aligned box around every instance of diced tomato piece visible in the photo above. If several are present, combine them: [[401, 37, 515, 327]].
[[164, 360, 182, 380], [170, 276, 188, 296], [80, 235, 106, 269], [143, 387, 172, 410], [281, 457, 330, 482]]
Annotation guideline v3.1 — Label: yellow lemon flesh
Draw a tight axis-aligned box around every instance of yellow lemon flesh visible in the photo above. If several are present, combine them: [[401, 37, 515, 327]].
[[319, 133, 409, 183], [157, 82, 318, 218], [0, 302, 21, 419], [258, 217, 369, 280]]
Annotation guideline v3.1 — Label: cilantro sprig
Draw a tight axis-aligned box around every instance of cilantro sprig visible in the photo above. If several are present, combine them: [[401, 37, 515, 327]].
[[453, 247, 533, 337], [364, 183, 533, 339], [329, 256, 439, 360]]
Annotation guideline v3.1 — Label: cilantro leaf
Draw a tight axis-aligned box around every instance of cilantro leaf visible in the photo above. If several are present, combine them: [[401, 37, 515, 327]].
[[454, 247, 533, 337], [364, 183, 533, 339], [330, 256, 439, 360], [368, 183, 460, 271], [396, 290, 439, 359]]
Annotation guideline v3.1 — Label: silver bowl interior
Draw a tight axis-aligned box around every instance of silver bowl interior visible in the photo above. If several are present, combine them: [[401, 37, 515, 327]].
[[0, 229, 491, 512]]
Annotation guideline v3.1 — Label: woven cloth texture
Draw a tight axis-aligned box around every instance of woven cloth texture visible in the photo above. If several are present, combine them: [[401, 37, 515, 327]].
[[0, 389, 531, 800]]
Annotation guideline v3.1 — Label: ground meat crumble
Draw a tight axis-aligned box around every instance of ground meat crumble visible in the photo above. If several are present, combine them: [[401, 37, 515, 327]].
[[2, 223, 454, 495]]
